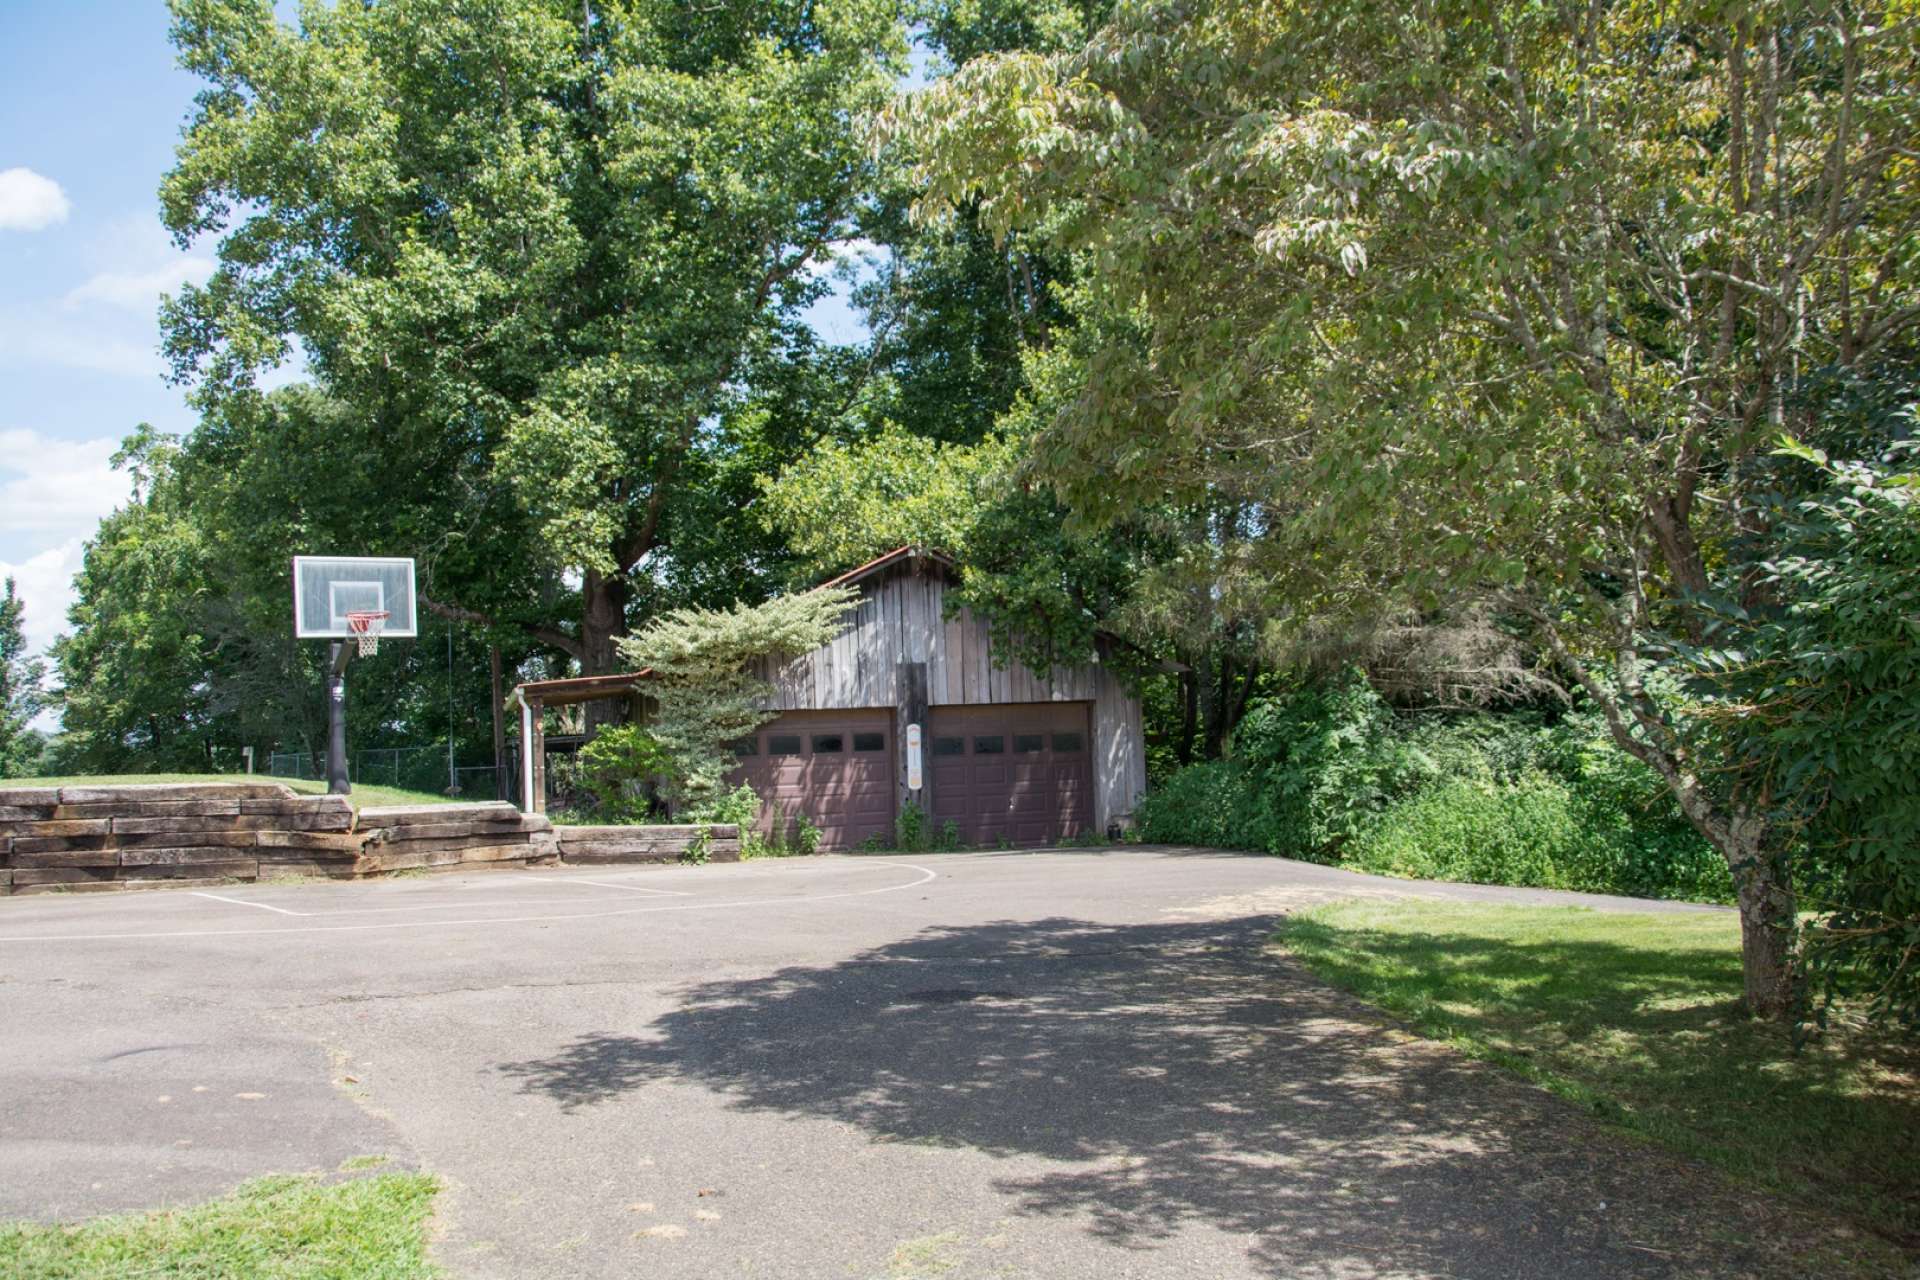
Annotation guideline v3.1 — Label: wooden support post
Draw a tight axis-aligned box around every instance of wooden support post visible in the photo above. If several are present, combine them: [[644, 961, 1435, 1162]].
[[490, 646, 507, 803], [529, 698, 547, 815], [897, 661, 928, 828]]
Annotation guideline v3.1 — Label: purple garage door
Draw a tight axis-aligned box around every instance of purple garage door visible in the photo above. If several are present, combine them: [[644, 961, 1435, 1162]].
[[927, 703, 1094, 847], [726, 710, 894, 850]]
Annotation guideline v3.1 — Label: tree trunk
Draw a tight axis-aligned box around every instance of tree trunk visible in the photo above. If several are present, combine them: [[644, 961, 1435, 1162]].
[[1202, 654, 1234, 759], [579, 568, 630, 733], [1176, 671, 1198, 767], [1724, 811, 1797, 1019]]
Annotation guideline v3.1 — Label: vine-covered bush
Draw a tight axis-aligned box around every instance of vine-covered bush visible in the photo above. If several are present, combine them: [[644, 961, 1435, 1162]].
[[1136, 674, 1728, 902]]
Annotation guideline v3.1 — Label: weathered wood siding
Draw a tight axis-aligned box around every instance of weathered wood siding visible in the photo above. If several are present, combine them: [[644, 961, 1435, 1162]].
[[750, 566, 1147, 828]]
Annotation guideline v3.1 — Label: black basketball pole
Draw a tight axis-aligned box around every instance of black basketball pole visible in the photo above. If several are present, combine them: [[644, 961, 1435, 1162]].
[[327, 640, 351, 795]]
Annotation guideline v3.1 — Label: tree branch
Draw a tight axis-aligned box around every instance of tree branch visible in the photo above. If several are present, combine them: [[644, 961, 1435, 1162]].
[[421, 595, 584, 661]]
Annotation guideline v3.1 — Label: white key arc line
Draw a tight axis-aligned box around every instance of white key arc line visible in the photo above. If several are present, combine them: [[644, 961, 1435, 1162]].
[[188, 891, 308, 917], [549, 878, 694, 897], [0, 864, 939, 944]]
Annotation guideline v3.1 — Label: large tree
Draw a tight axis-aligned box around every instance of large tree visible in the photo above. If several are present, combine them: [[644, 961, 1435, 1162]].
[[161, 0, 905, 707], [898, 0, 1920, 1016], [0, 576, 47, 775]]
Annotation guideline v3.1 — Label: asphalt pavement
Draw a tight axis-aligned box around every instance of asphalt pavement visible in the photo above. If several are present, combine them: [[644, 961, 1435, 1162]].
[[2, 848, 1833, 1279]]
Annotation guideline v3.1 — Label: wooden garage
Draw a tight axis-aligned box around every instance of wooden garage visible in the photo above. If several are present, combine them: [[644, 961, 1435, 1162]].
[[926, 703, 1093, 846], [727, 709, 894, 849], [739, 547, 1147, 850]]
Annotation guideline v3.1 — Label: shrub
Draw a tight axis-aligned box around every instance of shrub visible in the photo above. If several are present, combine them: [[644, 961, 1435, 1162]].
[[1138, 674, 1729, 902], [574, 725, 671, 823], [1344, 774, 1585, 890]]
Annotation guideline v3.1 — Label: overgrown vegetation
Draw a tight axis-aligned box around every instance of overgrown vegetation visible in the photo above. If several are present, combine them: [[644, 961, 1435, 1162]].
[[1139, 676, 1727, 903], [0, 1170, 441, 1279], [1282, 901, 1920, 1257]]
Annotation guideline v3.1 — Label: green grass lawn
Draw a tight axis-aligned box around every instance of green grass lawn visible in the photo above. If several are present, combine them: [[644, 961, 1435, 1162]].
[[2, 773, 465, 811], [1281, 900, 1920, 1253], [0, 1171, 439, 1279]]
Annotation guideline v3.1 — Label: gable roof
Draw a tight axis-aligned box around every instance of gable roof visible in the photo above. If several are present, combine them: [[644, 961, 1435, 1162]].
[[817, 546, 958, 591]]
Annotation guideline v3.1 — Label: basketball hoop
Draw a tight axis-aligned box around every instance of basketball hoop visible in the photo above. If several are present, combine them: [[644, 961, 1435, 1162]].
[[344, 610, 390, 657]]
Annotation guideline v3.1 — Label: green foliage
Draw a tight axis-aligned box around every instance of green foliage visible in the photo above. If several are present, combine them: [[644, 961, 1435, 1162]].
[[757, 427, 1013, 580], [619, 586, 860, 805], [0, 577, 47, 776], [50, 431, 219, 773], [162, 0, 905, 672], [1343, 775, 1727, 902], [688, 781, 760, 828], [1138, 675, 1726, 903], [898, 0, 1920, 1017], [744, 800, 822, 858], [1691, 438, 1920, 1028], [894, 798, 928, 852], [573, 724, 671, 823]]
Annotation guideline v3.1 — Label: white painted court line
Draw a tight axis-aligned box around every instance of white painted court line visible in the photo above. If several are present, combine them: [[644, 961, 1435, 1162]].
[[557, 878, 693, 897], [188, 891, 310, 917], [0, 863, 939, 944]]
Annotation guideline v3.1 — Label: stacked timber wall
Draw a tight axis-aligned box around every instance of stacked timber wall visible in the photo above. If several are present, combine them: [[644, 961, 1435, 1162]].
[[0, 783, 556, 896], [551, 824, 741, 865]]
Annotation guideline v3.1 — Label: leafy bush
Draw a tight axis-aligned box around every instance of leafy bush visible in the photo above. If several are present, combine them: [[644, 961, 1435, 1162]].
[[1343, 775, 1573, 887], [573, 725, 671, 823], [1137, 675, 1437, 860], [686, 781, 759, 828], [1137, 673, 1728, 902]]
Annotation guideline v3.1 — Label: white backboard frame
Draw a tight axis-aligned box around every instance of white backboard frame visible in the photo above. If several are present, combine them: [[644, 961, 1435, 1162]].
[[293, 556, 419, 639]]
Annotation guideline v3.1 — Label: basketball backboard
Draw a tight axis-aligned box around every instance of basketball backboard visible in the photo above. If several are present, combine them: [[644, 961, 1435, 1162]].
[[292, 556, 418, 639]]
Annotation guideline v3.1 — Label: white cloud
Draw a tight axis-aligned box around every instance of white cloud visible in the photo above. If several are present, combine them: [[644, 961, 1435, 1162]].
[[0, 168, 72, 232], [0, 538, 85, 657], [0, 538, 85, 732], [64, 257, 215, 312], [0, 431, 134, 732], [0, 430, 131, 537]]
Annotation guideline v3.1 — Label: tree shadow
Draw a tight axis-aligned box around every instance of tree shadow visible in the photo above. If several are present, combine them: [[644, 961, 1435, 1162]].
[[497, 916, 1846, 1277]]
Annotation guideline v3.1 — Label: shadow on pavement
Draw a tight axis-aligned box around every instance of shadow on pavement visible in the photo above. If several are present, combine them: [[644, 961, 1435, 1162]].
[[498, 916, 1822, 1278]]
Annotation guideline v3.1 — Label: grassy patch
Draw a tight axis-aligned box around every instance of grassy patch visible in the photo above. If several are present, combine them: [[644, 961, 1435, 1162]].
[[0, 1171, 440, 1279], [2, 773, 463, 811], [1281, 900, 1920, 1250]]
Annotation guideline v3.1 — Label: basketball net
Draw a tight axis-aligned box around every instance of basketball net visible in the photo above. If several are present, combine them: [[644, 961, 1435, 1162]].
[[345, 610, 390, 658]]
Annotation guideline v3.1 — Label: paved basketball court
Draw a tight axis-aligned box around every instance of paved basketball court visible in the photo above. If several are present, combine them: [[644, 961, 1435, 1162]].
[[0, 848, 1811, 1278]]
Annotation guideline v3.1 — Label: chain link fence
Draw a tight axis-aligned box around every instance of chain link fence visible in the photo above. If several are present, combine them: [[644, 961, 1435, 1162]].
[[267, 746, 507, 801]]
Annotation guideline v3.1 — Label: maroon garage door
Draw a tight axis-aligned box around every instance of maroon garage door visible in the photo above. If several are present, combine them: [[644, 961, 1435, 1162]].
[[726, 710, 894, 850], [927, 703, 1093, 847]]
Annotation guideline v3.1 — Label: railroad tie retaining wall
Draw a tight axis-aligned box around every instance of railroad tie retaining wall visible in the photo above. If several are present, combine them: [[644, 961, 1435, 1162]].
[[551, 824, 741, 865], [0, 784, 555, 895]]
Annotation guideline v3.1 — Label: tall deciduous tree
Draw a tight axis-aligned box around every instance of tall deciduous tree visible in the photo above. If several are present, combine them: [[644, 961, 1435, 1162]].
[[0, 576, 47, 774], [161, 0, 905, 709], [897, 0, 1920, 1016]]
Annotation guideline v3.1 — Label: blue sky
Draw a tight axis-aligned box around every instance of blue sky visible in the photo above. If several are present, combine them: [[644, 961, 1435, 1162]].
[[0, 1, 211, 663], [0, 0, 878, 696]]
